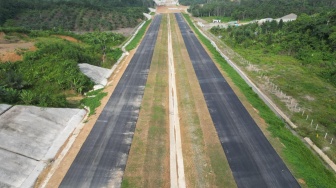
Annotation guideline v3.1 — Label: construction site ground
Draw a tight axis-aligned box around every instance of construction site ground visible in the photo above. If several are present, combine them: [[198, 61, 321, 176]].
[[27, 5, 332, 188]]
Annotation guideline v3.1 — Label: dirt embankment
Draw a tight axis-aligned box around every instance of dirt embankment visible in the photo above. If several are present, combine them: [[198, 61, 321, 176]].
[[0, 32, 35, 62], [55, 35, 79, 43]]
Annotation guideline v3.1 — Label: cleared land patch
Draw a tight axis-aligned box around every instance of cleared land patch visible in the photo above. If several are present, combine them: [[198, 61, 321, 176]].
[[54, 35, 79, 43], [0, 42, 35, 62]]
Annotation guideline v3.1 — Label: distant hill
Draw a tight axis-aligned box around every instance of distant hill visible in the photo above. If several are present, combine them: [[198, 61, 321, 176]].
[[0, 0, 152, 31], [186, 0, 336, 20], [179, 0, 206, 5]]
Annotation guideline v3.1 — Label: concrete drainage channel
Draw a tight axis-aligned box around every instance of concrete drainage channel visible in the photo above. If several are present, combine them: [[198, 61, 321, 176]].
[[0, 105, 86, 188], [168, 14, 186, 188]]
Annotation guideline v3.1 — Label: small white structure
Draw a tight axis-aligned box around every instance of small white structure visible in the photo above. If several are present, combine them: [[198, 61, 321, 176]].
[[213, 19, 221, 23], [228, 21, 238, 26], [275, 13, 297, 22], [197, 22, 205, 27], [258, 18, 273, 25]]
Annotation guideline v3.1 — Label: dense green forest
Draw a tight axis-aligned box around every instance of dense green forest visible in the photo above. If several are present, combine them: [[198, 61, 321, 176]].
[[187, 0, 336, 20], [0, 0, 151, 31], [0, 30, 125, 107], [179, 0, 206, 5]]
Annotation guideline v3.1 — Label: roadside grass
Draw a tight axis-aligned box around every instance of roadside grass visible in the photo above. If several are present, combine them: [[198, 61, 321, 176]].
[[183, 13, 336, 187], [81, 89, 107, 116], [231, 47, 336, 159], [171, 14, 237, 187], [125, 20, 152, 51], [143, 15, 169, 187], [122, 15, 169, 188]]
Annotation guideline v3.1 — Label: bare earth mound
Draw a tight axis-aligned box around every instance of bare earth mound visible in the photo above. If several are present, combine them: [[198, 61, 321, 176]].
[[55, 35, 79, 43], [0, 42, 35, 62]]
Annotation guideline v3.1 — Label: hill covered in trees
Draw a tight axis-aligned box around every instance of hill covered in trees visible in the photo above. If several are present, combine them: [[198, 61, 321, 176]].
[[211, 10, 336, 85], [186, 0, 336, 20], [0, 0, 152, 31], [0, 29, 126, 107], [0, 0, 153, 107], [210, 10, 336, 138]]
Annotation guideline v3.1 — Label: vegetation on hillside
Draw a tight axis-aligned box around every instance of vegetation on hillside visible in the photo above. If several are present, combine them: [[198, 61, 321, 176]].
[[0, 0, 149, 108], [179, 0, 206, 6], [0, 30, 125, 107], [186, 0, 336, 20], [0, 0, 150, 31], [211, 11, 336, 87], [210, 11, 336, 161]]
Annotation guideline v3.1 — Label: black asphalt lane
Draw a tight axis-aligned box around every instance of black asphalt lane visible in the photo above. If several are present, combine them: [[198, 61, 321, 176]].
[[60, 15, 162, 188], [175, 13, 300, 188]]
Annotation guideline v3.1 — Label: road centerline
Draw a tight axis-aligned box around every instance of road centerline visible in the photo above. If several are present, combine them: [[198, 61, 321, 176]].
[[168, 14, 186, 188]]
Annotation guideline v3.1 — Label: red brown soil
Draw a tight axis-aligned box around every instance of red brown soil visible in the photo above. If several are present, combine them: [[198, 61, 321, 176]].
[[55, 35, 79, 43], [0, 42, 35, 62]]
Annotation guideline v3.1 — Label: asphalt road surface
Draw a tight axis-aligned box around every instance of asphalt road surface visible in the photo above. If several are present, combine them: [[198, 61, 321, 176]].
[[60, 15, 162, 188], [175, 13, 300, 188]]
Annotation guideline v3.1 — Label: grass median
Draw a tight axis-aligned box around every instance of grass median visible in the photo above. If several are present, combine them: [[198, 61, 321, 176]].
[[171, 14, 236, 187], [122, 15, 169, 188]]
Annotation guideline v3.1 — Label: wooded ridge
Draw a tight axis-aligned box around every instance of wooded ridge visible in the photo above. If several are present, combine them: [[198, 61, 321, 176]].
[[0, 0, 152, 31]]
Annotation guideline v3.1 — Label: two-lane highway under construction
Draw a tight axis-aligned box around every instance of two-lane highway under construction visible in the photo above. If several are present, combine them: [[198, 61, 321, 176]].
[[58, 13, 299, 188], [60, 16, 162, 187]]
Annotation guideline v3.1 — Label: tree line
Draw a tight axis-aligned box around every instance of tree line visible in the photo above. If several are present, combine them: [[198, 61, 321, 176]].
[[186, 0, 336, 20], [0, 0, 150, 31]]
